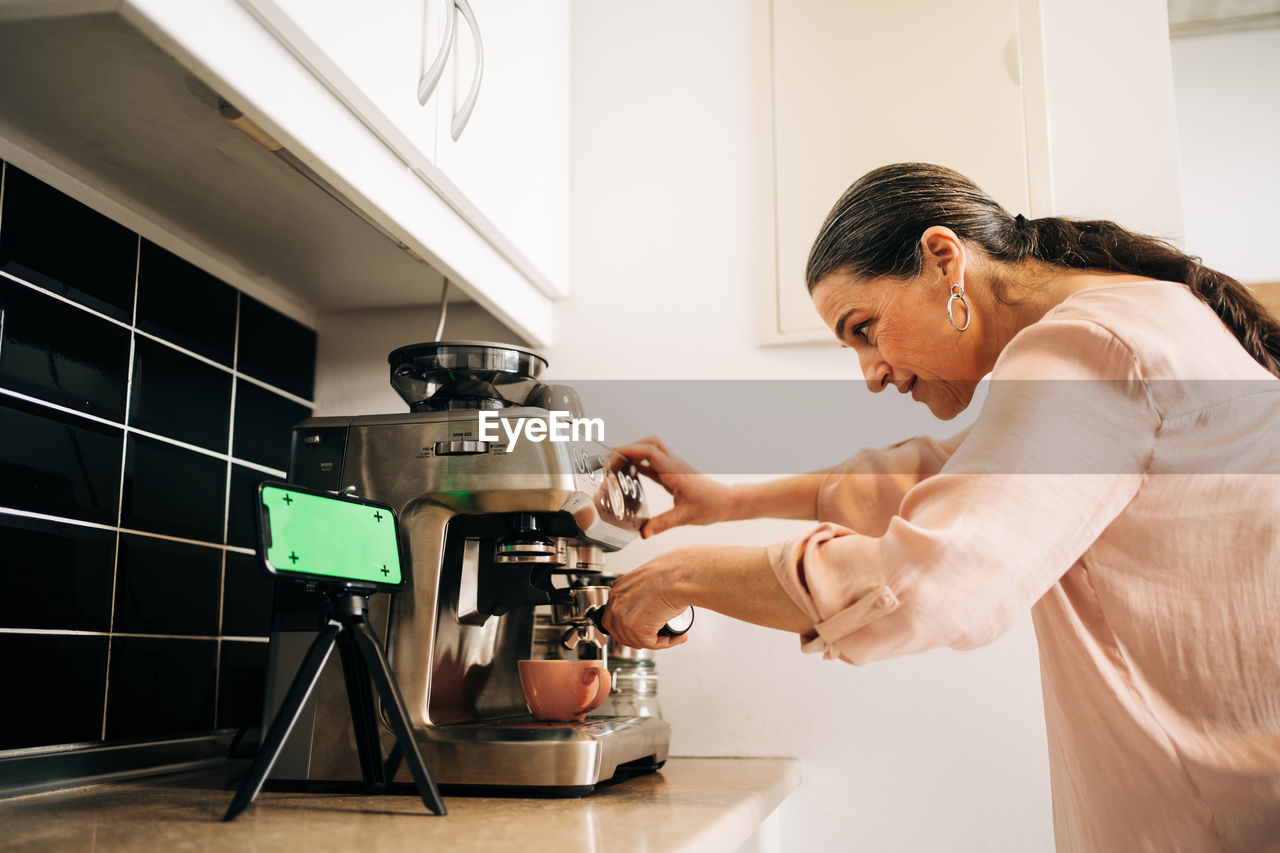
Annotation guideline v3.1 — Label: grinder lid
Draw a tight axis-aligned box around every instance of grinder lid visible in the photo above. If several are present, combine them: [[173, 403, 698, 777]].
[[388, 340, 549, 412]]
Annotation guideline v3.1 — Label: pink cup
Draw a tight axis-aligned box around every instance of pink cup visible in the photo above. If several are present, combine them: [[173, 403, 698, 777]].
[[518, 660, 612, 722]]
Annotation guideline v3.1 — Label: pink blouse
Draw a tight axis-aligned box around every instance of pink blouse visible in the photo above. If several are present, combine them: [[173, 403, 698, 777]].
[[769, 281, 1280, 852]]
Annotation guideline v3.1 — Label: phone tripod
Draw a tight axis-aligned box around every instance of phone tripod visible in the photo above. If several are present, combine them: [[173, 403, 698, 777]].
[[224, 588, 445, 821]]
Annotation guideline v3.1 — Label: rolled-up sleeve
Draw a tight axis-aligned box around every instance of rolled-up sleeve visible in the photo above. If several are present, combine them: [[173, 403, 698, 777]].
[[815, 429, 970, 535], [770, 318, 1160, 664]]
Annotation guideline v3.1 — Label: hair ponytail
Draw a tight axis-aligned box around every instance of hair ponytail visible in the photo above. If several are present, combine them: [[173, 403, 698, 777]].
[[1016, 217, 1280, 376], [807, 163, 1280, 378]]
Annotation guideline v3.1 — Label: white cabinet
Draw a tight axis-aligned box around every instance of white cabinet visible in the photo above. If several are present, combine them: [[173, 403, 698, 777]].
[[429, 0, 571, 297], [753, 0, 1034, 343], [0, 0, 567, 344], [243, 0, 442, 164], [239, 0, 570, 298]]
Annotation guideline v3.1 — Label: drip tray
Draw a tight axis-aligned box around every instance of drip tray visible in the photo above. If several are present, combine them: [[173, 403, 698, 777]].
[[409, 715, 670, 789]]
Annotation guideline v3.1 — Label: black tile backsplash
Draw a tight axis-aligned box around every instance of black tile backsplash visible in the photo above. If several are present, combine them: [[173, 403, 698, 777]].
[[135, 240, 237, 366], [233, 379, 312, 471], [122, 434, 226, 543], [129, 335, 232, 452], [0, 515, 116, 632], [0, 166, 137, 322], [217, 641, 270, 731], [113, 534, 222, 636], [226, 464, 268, 550], [237, 295, 317, 400], [104, 637, 218, 740], [0, 633, 108, 750], [0, 396, 122, 524], [0, 277, 131, 419], [0, 160, 316, 755], [221, 551, 274, 638]]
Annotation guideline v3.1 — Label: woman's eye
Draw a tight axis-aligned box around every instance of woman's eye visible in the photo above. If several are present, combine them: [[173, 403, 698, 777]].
[[851, 322, 870, 341]]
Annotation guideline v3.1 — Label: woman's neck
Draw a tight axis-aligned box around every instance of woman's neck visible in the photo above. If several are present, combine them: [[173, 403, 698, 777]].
[[975, 261, 1157, 367]]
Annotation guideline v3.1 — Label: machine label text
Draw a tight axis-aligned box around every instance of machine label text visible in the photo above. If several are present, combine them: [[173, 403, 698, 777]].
[[477, 411, 604, 452]]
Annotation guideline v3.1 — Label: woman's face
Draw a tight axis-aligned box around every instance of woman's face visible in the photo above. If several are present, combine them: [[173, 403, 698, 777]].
[[811, 269, 987, 419]]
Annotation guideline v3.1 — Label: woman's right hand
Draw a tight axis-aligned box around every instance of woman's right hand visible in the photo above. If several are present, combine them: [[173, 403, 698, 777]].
[[613, 436, 736, 538]]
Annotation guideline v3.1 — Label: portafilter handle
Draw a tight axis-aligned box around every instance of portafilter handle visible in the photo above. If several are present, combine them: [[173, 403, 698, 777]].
[[587, 605, 695, 639]]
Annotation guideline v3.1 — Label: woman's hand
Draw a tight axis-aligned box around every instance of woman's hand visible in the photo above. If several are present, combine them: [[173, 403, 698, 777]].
[[613, 436, 737, 538], [600, 548, 693, 650]]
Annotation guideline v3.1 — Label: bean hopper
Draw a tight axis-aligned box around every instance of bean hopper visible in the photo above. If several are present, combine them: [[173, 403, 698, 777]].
[[261, 341, 671, 793]]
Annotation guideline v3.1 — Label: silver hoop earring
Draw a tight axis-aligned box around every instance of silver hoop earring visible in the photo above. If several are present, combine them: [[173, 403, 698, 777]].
[[947, 283, 971, 332]]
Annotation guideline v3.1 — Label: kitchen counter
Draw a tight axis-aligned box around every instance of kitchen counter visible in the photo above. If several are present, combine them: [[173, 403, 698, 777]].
[[1, 757, 801, 852]]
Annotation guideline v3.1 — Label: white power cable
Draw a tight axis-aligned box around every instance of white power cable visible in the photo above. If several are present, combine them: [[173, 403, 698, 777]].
[[434, 278, 449, 342]]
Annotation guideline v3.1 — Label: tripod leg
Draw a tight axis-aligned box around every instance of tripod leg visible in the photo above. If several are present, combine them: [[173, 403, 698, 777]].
[[336, 629, 387, 793], [351, 620, 447, 815], [382, 742, 403, 782], [223, 621, 342, 822]]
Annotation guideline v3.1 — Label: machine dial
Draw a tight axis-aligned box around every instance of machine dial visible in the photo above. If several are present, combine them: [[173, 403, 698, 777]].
[[604, 471, 626, 518]]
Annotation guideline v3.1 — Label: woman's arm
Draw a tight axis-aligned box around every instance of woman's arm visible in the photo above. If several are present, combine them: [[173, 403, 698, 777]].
[[599, 544, 815, 650], [726, 475, 831, 522], [612, 437, 830, 536], [614, 431, 968, 537]]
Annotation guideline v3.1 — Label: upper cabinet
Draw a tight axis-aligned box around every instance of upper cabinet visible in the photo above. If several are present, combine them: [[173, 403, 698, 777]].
[[754, 0, 1035, 344], [428, 1, 571, 297], [240, 0, 570, 298], [241, 0, 443, 163], [0, 0, 567, 344]]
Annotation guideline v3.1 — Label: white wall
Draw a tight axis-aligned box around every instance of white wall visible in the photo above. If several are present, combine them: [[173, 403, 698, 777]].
[[1171, 27, 1280, 284], [313, 302, 520, 416], [561, 3, 1052, 851]]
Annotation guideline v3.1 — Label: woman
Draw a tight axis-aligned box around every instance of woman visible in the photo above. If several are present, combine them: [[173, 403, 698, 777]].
[[600, 164, 1280, 851]]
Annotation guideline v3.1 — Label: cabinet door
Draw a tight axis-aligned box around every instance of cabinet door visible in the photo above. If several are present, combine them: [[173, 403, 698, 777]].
[[431, 0, 570, 297], [241, 0, 440, 163], [757, 0, 1031, 343]]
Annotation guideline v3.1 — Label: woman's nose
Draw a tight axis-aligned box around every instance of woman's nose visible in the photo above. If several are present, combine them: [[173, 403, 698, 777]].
[[858, 347, 891, 393]]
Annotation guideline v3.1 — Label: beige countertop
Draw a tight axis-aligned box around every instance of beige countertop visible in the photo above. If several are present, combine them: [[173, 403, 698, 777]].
[[1, 757, 801, 852]]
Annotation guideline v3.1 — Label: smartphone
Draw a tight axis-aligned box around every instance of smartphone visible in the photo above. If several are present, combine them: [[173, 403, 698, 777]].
[[257, 481, 404, 591]]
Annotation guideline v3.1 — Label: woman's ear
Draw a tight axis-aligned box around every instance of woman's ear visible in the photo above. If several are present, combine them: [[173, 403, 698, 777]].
[[919, 226, 966, 288]]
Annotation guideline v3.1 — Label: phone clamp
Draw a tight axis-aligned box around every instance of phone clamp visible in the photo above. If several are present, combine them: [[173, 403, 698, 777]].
[[223, 587, 445, 821]]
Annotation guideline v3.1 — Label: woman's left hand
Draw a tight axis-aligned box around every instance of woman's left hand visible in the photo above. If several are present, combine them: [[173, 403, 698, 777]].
[[601, 549, 693, 650]]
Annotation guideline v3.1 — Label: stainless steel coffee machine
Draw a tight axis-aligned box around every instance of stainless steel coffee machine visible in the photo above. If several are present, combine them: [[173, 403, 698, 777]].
[[261, 341, 669, 794]]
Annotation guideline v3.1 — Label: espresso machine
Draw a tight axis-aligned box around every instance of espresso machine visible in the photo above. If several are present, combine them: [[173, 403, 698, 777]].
[[261, 341, 670, 794]]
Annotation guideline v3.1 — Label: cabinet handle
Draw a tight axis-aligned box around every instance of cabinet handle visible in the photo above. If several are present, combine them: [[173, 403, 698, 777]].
[[418, 0, 456, 105], [450, 0, 483, 140]]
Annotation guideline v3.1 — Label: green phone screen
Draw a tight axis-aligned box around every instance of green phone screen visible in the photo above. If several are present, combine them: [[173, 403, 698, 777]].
[[260, 484, 403, 587]]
